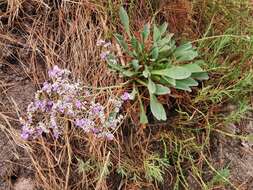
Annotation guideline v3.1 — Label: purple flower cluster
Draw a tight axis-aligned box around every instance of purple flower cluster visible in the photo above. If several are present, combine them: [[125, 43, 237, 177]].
[[97, 39, 114, 61], [20, 66, 129, 141]]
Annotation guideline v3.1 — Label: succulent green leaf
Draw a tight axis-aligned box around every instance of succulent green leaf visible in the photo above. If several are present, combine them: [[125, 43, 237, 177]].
[[157, 35, 172, 47], [153, 24, 161, 42], [148, 78, 156, 94], [151, 75, 161, 81], [143, 66, 150, 78], [155, 84, 171, 95], [151, 66, 191, 80], [142, 23, 150, 42], [130, 86, 137, 100], [108, 61, 136, 77], [150, 94, 167, 121], [193, 60, 207, 66], [175, 42, 193, 51], [166, 66, 192, 79], [182, 63, 203, 73], [152, 46, 159, 60], [122, 70, 136, 77], [159, 22, 168, 36], [162, 76, 176, 86], [174, 42, 198, 61], [119, 7, 130, 36], [191, 72, 209, 80], [140, 100, 148, 124], [131, 37, 143, 55], [130, 59, 140, 71], [107, 61, 124, 72], [114, 34, 128, 52], [175, 80, 192, 92], [177, 78, 199, 87], [131, 37, 138, 50]]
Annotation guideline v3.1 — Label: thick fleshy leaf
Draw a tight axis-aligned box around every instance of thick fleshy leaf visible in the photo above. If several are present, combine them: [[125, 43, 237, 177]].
[[174, 43, 198, 61], [107, 61, 124, 72], [157, 35, 173, 47], [151, 46, 159, 60], [148, 78, 156, 94], [155, 84, 171, 95], [191, 72, 209, 80], [108, 60, 136, 77], [122, 70, 136, 77], [130, 59, 140, 71], [159, 22, 168, 36], [130, 86, 137, 100], [143, 66, 150, 78], [150, 94, 167, 121], [140, 100, 148, 124], [165, 66, 192, 79], [142, 23, 150, 42], [131, 37, 143, 54], [119, 7, 130, 36], [153, 24, 161, 42], [131, 37, 138, 50], [182, 63, 203, 73], [162, 76, 176, 86], [151, 66, 191, 80], [177, 78, 199, 87], [175, 81, 192, 92], [114, 34, 128, 52]]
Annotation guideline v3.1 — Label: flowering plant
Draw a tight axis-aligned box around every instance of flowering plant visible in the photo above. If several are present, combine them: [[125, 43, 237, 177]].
[[99, 7, 209, 123], [20, 66, 128, 141]]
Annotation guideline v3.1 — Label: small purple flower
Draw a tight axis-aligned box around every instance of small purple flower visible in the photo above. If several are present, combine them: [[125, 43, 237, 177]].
[[52, 83, 60, 92], [53, 129, 60, 139], [34, 100, 47, 111], [84, 90, 90, 96], [67, 109, 75, 117], [34, 100, 41, 109], [75, 119, 83, 127], [27, 114, 33, 124], [100, 51, 110, 60], [46, 101, 54, 111], [48, 65, 61, 78], [121, 92, 131, 101], [91, 103, 104, 115], [91, 128, 101, 134], [96, 39, 105, 46], [50, 116, 57, 128], [108, 121, 117, 129], [57, 102, 66, 113], [36, 127, 44, 136], [42, 82, 52, 93], [21, 125, 33, 140], [75, 118, 94, 129], [27, 102, 37, 113], [75, 100, 82, 109], [105, 133, 114, 141], [21, 132, 30, 140]]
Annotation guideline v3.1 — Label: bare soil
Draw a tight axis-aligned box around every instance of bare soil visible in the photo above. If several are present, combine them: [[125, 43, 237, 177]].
[[0, 63, 36, 190]]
